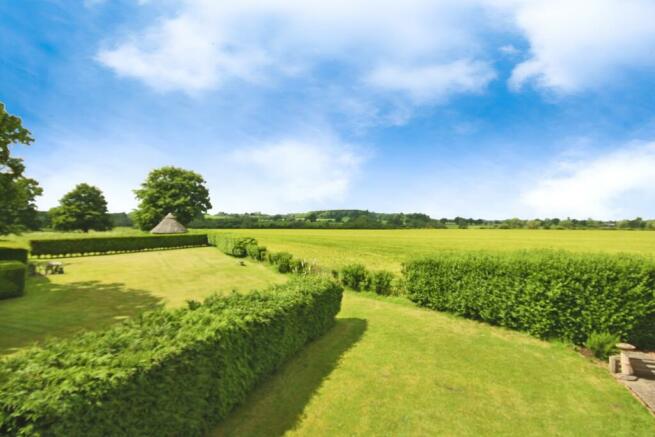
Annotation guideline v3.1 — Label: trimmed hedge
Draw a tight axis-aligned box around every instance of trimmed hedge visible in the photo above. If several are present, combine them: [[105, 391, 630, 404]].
[[0, 247, 28, 263], [404, 251, 655, 348], [30, 234, 208, 257], [207, 233, 258, 258], [0, 261, 26, 300], [0, 277, 343, 436]]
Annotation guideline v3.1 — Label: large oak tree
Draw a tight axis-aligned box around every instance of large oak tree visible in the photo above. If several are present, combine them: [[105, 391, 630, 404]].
[[133, 166, 212, 230]]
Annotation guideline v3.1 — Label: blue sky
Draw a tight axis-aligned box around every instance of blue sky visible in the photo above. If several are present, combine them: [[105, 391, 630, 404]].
[[2, 0, 655, 219]]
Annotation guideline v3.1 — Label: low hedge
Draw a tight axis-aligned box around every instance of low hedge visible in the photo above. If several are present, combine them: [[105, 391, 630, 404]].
[[30, 234, 208, 257], [0, 277, 343, 436], [0, 261, 26, 300], [404, 251, 655, 348], [0, 246, 28, 263], [207, 233, 258, 258]]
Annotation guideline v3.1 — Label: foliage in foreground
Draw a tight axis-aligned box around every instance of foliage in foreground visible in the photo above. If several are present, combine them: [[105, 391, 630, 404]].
[[30, 233, 208, 257], [404, 251, 655, 348], [0, 277, 343, 436], [49, 183, 112, 232], [585, 332, 621, 360], [133, 166, 212, 230]]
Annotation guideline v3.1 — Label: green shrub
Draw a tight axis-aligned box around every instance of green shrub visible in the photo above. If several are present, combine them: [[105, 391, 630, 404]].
[[586, 332, 620, 360], [30, 234, 208, 257], [340, 263, 368, 291], [365, 270, 395, 295], [269, 252, 293, 273], [0, 277, 343, 436], [246, 244, 267, 261], [207, 233, 257, 258], [403, 251, 655, 348], [0, 247, 28, 263], [0, 261, 26, 300]]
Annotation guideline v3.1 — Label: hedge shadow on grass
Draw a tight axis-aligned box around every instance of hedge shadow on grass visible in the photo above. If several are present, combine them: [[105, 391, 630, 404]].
[[212, 317, 367, 437], [0, 276, 163, 354]]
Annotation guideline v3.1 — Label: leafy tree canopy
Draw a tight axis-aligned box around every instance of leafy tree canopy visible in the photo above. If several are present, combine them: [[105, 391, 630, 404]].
[[49, 183, 112, 232], [133, 166, 212, 230], [0, 103, 42, 235]]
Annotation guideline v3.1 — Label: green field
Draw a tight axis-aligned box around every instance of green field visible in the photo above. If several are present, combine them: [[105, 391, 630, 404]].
[[1, 230, 654, 433], [0, 247, 284, 354], [218, 228, 655, 271]]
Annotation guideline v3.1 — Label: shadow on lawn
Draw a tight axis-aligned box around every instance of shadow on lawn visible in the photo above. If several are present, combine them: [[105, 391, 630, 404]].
[[213, 318, 368, 437], [0, 276, 163, 354]]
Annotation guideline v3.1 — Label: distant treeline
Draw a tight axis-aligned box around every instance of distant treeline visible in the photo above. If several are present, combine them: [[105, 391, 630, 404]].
[[31, 210, 654, 231]]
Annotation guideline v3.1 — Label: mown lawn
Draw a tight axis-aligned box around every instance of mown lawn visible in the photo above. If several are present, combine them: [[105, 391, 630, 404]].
[[217, 228, 655, 271], [0, 247, 285, 353]]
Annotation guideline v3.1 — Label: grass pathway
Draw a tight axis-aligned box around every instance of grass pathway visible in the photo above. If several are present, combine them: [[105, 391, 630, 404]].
[[213, 292, 655, 436]]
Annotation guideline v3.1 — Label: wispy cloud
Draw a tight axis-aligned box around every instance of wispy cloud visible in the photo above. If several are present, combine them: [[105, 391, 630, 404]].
[[521, 142, 655, 218], [499, 0, 655, 93], [220, 136, 365, 212]]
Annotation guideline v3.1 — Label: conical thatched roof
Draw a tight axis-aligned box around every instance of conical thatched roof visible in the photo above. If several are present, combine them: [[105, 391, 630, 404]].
[[150, 213, 187, 234]]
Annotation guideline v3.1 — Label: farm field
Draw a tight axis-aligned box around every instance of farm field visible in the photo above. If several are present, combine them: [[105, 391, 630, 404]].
[[213, 228, 655, 271], [1, 232, 654, 433], [0, 247, 284, 354]]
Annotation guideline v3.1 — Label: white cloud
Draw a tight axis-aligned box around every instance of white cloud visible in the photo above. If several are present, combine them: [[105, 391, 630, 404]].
[[521, 142, 655, 219], [219, 137, 363, 212], [97, 0, 655, 98], [97, 0, 491, 102], [365, 60, 496, 103], [498, 0, 655, 92]]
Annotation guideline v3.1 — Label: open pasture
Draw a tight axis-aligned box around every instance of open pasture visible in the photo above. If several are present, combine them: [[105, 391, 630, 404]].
[[220, 228, 655, 271]]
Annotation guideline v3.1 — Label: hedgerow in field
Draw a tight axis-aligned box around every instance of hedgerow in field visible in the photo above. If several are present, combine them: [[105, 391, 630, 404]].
[[30, 234, 208, 257], [0, 277, 343, 436], [403, 251, 655, 348]]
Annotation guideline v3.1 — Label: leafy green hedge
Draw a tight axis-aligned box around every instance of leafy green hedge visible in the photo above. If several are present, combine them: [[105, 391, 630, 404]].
[[0, 277, 343, 436], [207, 233, 258, 258], [30, 234, 208, 257], [0, 247, 28, 263], [0, 261, 26, 300], [404, 251, 655, 348]]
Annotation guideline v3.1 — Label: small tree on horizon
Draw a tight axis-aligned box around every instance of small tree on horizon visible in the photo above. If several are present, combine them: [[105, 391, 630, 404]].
[[133, 166, 212, 231], [49, 183, 112, 232]]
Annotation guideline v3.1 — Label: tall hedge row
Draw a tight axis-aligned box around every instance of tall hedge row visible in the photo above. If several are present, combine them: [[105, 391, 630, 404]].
[[0, 277, 343, 436], [30, 234, 208, 257], [0, 261, 26, 300], [404, 251, 655, 348], [207, 233, 258, 258], [0, 247, 28, 263]]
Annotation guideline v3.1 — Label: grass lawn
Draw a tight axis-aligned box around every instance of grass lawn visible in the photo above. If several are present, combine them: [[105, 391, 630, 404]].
[[0, 247, 285, 354], [214, 292, 654, 436], [216, 228, 655, 271]]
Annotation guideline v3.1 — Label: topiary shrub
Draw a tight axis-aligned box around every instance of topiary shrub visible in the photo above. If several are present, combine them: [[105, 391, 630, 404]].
[[246, 244, 267, 261], [365, 270, 395, 295], [404, 251, 655, 348], [585, 332, 620, 360], [206, 234, 256, 258], [269, 252, 293, 273], [340, 263, 368, 291], [0, 277, 343, 436], [0, 261, 27, 300]]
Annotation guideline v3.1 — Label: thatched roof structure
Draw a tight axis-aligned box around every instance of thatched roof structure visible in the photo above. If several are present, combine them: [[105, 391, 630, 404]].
[[150, 213, 187, 234]]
